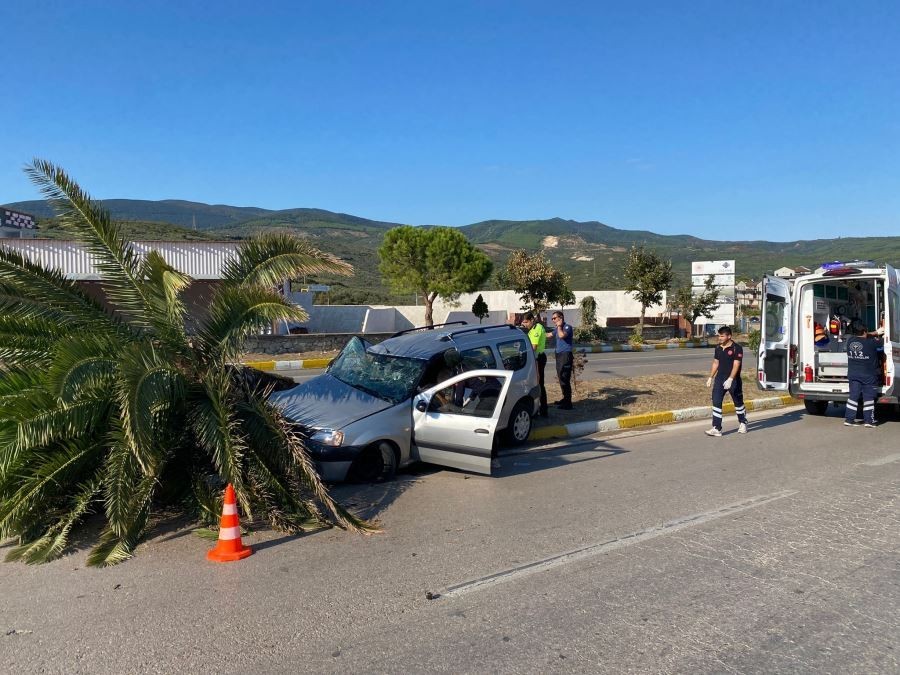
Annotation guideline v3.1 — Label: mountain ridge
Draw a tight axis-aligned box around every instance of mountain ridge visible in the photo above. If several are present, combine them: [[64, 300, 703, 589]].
[[5, 198, 900, 303]]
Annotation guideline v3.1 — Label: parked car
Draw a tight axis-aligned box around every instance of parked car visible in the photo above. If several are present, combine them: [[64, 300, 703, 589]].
[[269, 322, 541, 481]]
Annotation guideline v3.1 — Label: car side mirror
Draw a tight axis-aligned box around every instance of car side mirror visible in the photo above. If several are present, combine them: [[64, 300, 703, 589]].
[[416, 400, 428, 412]]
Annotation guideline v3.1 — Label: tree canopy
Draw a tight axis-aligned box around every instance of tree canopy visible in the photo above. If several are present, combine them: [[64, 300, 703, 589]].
[[623, 246, 674, 336], [496, 249, 574, 315], [471, 293, 489, 323], [670, 275, 721, 328], [378, 226, 492, 326], [0, 159, 373, 566]]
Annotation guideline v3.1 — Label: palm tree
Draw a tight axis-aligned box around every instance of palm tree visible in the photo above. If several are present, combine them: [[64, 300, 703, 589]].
[[0, 159, 375, 566]]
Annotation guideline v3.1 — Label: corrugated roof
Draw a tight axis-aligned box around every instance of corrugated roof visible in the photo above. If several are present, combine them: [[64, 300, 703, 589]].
[[0, 239, 241, 280]]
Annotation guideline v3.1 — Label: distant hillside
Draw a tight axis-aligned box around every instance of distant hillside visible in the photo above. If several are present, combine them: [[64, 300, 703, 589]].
[[6, 199, 900, 302], [5, 199, 271, 230]]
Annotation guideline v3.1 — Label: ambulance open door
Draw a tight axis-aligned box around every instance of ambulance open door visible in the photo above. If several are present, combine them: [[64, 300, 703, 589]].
[[759, 275, 792, 391]]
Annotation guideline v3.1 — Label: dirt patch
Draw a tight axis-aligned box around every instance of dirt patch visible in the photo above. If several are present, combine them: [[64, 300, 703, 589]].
[[539, 370, 768, 425]]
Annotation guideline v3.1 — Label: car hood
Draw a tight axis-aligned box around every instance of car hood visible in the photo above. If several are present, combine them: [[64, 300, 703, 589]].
[[269, 373, 396, 430]]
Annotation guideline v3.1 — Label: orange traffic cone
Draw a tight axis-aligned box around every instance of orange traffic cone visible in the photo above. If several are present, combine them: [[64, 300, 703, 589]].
[[206, 484, 253, 562]]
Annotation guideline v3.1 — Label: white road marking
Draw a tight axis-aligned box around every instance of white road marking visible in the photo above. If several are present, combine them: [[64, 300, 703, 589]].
[[862, 453, 900, 466], [441, 490, 797, 599]]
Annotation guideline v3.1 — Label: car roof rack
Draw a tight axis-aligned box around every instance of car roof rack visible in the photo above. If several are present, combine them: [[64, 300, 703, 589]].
[[439, 323, 520, 341], [390, 321, 468, 338]]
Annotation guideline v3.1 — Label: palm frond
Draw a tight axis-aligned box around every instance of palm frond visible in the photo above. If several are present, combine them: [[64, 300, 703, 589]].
[[25, 159, 153, 327], [222, 232, 352, 287], [102, 437, 142, 537], [5, 479, 100, 564], [0, 248, 130, 336], [196, 285, 306, 362], [86, 472, 158, 567], [242, 396, 377, 534], [188, 371, 249, 514], [0, 440, 99, 534], [44, 333, 120, 402], [115, 343, 185, 474], [140, 250, 191, 340]]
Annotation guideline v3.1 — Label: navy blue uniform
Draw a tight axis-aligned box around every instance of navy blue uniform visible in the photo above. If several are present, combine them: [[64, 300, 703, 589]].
[[845, 335, 882, 425], [711, 342, 747, 431]]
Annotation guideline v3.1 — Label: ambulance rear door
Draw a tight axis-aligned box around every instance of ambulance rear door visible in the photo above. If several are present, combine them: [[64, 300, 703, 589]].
[[759, 275, 792, 391]]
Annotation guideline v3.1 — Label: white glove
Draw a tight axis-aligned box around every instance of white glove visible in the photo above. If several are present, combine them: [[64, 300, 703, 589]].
[[705, 377, 712, 388], [723, 377, 734, 389]]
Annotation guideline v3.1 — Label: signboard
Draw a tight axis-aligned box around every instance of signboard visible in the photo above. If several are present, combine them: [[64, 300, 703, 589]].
[[2, 209, 35, 230], [691, 260, 735, 326], [691, 260, 734, 276]]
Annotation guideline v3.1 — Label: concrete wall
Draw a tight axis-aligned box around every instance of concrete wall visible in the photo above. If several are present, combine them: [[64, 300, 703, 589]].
[[243, 332, 395, 355]]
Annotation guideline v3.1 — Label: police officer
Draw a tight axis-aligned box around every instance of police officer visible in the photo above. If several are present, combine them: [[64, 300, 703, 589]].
[[551, 310, 574, 410], [705, 326, 748, 436], [521, 312, 548, 417]]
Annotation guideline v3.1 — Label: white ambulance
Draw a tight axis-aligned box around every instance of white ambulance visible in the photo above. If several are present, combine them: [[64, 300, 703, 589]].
[[757, 260, 900, 415]]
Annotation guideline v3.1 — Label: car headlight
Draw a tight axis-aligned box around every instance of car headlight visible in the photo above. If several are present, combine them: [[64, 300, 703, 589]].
[[311, 429, 344, 447]]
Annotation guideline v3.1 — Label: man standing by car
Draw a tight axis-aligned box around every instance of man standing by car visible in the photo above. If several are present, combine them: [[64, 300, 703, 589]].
[[522, 312, 548, 417], [705, 325, 748, 436], [844, 320, 884, 428], [551, 310, 574, 410]]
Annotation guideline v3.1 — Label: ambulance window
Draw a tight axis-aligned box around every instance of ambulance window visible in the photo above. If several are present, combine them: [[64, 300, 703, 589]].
[[890, 290, 900, 338], [765, 298, 785, 340]]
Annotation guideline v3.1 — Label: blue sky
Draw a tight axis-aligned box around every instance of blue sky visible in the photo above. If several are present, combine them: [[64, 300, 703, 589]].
[[2, 1, 898, 241]]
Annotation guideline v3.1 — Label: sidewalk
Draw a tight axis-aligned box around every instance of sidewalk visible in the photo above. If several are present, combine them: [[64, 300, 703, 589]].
[[528, 394, 799, 441]]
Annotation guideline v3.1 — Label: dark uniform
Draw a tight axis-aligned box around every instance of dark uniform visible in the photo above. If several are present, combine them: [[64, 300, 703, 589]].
[[711, 342, 747, 431], [845, 334, 882, 426]]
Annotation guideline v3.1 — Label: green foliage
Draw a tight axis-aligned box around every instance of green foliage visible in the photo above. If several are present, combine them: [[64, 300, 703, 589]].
[[379, 226, 492, 326], [623, 246, 674, 336], [471, 294, 489, 323], [580, 295, 597, 327], [670, 275, 721, 324], [747, 329, 761, 353], [496, 249, 575, 313], [574, 324, 606, 343], [628, 331, 644, 346], [0, 160, 374, 566]]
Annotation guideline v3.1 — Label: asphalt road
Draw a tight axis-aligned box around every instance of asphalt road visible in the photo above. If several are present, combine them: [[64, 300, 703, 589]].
[[3, 405, 897, 673], [279, 347, 719, 384]]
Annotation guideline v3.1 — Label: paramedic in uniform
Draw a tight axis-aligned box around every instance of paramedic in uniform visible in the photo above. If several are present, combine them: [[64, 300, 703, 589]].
[[705, 326, 748, 436], [844, 320, 884, 427]]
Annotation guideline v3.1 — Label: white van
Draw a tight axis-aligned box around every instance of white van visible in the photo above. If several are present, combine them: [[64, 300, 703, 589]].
[[758, 260, 900, 415]]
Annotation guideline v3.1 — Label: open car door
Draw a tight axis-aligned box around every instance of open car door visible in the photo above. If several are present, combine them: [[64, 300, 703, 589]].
[[412, 369, 513, 475], [759, 275, 792, 391]]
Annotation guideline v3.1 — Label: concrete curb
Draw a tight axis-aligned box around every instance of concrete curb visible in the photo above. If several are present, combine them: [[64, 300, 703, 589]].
[[527, 395, 799, 441], [243, 357, 333, 371]]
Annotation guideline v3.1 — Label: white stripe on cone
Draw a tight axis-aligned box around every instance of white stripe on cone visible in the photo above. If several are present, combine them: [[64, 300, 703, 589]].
[[218, 526, 241, 541], [222, 503, 237, 515]]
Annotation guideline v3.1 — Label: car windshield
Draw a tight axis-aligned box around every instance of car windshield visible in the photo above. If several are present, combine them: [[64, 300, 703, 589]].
[[327, 336, 427, 404]]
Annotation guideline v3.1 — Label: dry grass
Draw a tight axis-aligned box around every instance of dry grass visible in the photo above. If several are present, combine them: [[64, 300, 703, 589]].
[[540, 370, 766, 424]]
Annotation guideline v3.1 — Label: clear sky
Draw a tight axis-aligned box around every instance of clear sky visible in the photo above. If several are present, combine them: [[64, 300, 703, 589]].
[[2, 1, 898, 241]]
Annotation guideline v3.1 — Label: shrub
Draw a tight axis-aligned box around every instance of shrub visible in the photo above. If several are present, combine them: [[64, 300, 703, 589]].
[[747, 329, 761, 353], [628, 331, 644, 346], [574, 324, 606, 343]]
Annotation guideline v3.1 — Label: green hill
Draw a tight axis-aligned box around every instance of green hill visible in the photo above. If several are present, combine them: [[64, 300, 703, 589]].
[[6, 199, 900, 303]]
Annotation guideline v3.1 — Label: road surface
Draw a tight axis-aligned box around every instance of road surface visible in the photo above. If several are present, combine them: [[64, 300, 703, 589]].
[[3, 404, 897, 673]]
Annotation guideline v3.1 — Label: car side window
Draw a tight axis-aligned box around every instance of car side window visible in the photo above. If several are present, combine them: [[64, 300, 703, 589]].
[[459, 346, 497, 370], [428, 375, 504, 418], [498, 338, 528, 371]]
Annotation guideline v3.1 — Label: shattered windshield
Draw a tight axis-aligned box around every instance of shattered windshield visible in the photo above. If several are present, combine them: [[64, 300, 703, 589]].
[[327, 337, 427, 404]]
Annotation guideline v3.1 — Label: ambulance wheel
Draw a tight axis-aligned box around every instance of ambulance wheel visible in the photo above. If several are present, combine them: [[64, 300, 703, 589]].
[[804, 400, 828, 416]]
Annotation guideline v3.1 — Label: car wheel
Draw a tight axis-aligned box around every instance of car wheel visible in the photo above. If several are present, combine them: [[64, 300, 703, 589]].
[[347, 441, 398, 483], [804, 400, 828, 415], [503, 400, 533, 446]]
